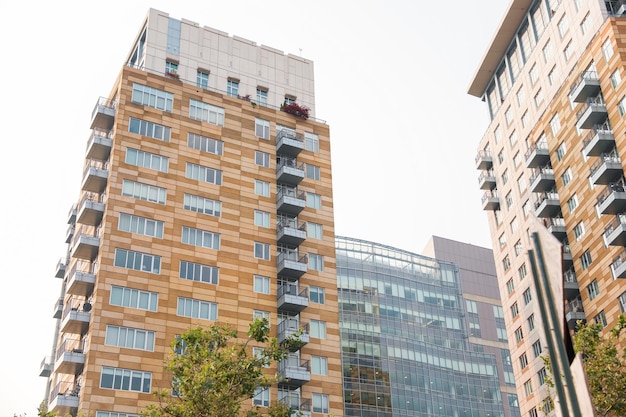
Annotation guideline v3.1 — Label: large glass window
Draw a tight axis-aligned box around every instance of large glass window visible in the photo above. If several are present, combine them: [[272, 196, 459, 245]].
[[310, 320, 326, 339], [121, 179, 166, 204], [100, 366, 151, 393], [311, 356, 327, 375], [177, 297, 218, 320], [180, 261, 219, 285], [129, 117, 171, 142], [109, 285, 158, 311], [114, 248, 161, 274], [312, 393, 329, 414], [183, 193, 221, 217], [189, 99, 225, 126], [131, 83, 173, 112], [125, 148, 169, 172], [181, 226, 220, 250], [118, 213, 164, 238], [186, 162, 223, 185], [187, 133, 223, 155], [105, 325, 155, 351]]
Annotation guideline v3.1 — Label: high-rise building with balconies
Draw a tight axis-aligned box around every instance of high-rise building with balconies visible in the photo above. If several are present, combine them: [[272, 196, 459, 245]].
[[39, 8, 341, 417], [469, 1, 626, 416]]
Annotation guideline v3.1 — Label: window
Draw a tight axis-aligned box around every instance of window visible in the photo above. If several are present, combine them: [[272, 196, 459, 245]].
[[308, 222, 323, 239], [254, 242, 270, 260], [619, 291, 626, 312], [309, 254, 324, 271], [122, 179, 166, 204], [100, 366, 151, 393], [131, 83, 173, 112], [571, 222, 584, 242], [521, 111, 529, 128], [186, 163, 223, 185], [506, 278, 515, 295], [562, 168, 572, 186], [556, 142, 567, 161], [494, 305, 504, 319], [96, 413, 139, 417], [253, 310, 270, 324], [125, 148, 169, 172], [513, 151, 521, 167], [197, 70, 209, 89], [254, 180, 270, 197], [534, 88, 544, 107], [498, 233, 507, 248], [514, 240, 523, 256], [189, 99, 225, 126], [466, 300, 478, 314], [619, 97, 626, 116], [538, 367, 548, 386], [494, 125, 502, 144], [105, 325, 155, 351], [557, 14, 569, 37], [516, 87, 526, 106], [110, 285, 158, 311], [255, 150, 270, 168], [165, 61, 178, 75], [253, 388, 270, 407], [312, 393, 329, 414], [284, 96, 296, 105], [519, 264, 528, 280], [304, 132, 319, 152], [495, 210, 503, 226], [183, 194, 221, 217], [532, 340, 542, 358], [529, 407, 539, 417], [550, 113, 561, 136], [528, 314, 535, 331], [611, 69, 621, 88], [581, 249, 592, 270], [129, 117, 171, 142], [254, 210, 271, 228], [310, 320, 327, 339], [542, 40, 552, 62], [305, 164, 321, 180], [564, 41, 575, 60], [187, 133, 224, 155], [256, 88, 268, 106], [502, 169, 509, 185], [182, 226, 220, 250], [227, 79, 239, 97], [519, 352, 529, 369], [311, 356, 328, 375], [567, 194, 578, 213], [529, 64, 538, 85], [522, 201, 530, 217], [505, 192, 513, 209], [511, 302, 520, 318], [310, 286, 325, 304], [254, 275, 270, 294], [177, 297, 218, 321], [510, 217, 518, 233], [505, 107, 513, 125], [498, 149, 505, 164], [603, 38, 614, 61], [114, 248, 161, 274], [548, 66, 558, 86], [307, 192, 321, 209], [524, 379, 533, 396], [595, 311, 607, 327], [587, 280, 600, 300], [118, 213, 164, 238], [255, 118, 270, 139], [523, 288, 532, 305], [515, 326, 524, 343], [503, 256, 511, 271], [180, 260, 219, 285], [518, 175, 527, 193]]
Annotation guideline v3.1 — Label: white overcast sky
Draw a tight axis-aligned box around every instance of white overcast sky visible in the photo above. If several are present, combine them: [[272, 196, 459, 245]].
[[0, 1, 509, 415]]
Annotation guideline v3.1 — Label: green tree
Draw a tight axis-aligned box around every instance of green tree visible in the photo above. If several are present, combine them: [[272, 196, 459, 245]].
[[573, 315, 626, 417], [142, 318, 302, 417]]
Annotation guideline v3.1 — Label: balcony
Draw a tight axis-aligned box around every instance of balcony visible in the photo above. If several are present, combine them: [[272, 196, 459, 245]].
[[277, 187, 306, 216], [90, 97, 116, 130], [277, 218, 307, 246], [65, 224, 75, 244], [67, 204, 77, 225], [534, 192, 561, 218], [81, 161, 109, 193], [582, 124, 615, 157], [39, 356, 52, 377], [576, 96, 608, 130], [53, 298, 63, 319], [60, 300, 92, 334], [54, 339, 85, 375], [529, 167, 555, 193], [66, 262, 96, 297], [278, 356, 310, 387], [85, 128, 112, 161], [611, 248, 626, 279], [545, 217, 566, 241], [597, 181, 626, 215], [55, 258, 67, 278], [276, 129, 304, 157], [279, 393, 311, 417], [277, 319, 309, 350], [565, 298, 586, 328], [278, 283, 309, 313], [278, 250, 307, 278], [481, 190, 499, 211], [563, 244, 573, 269], [525, 142, 550, 169], [475, 150, 493, 170], [563, 268, 579, 300], [603, 214, 626, 246], [569, 71, 601, 103], [70, 231, 100, 261], [276, 157, 304, 186], [589, 153, 622, 185], [478, 170, 496, 190], [76, 193, 105, 226], [48, 382, 80, 415]]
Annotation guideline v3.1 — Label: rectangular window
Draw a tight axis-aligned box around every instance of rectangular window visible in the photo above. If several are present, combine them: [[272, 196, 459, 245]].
[[519, 352, 529, 369], [189, 99, 225, 126], [529, 407, 539, 417], [532, 340, 542, 358], [114, 248, 161, 274], [529, 64, 538, 85], [256, 88, 268, 106], [310, 320, 327, 339], [550, 114, 561, 136], [306, 192, 321, 209], [498, 149, 505, 164], [502, 169, 509, 185], [254, 242, 270, 260], [548, 66, 558, 85], [516, 87, 525, 106], [254, 210, 271, 228], [165, 61, 178, 76], [255, 151, 270, 167], [310, 286, 325, 304], [121, 179, 166, 204], [595, 311, 607, 327], [511, 302, 519, 318], [179, 260, 219, 285], [110, 285, 158, 311], [524, 379, 533, 396], [125, 148, 169, 172], [506, 278, 515, 295], [557, 14, 569, 37], [129, 117, 171, 142], [505, 107, 513, 125], [311, 356, 328, 375], [561, 168, 572, 186], [513, 152, 521, 167], [118, 213, 164, 238], [183, 193, 221, 217], [505, 192, 513, 209], [177, 297, 218, 321], [556, 142, 567, 161], [131, 83, 173, 112], [619, 97, 626, 117], [564, 41, 574, 61], [587, 280, 600, 300], [514, 240, 523, 256], [305, 164, 321, 180], [534, 88, 544, 107], [611, 69, 621, 89], [255, 118, 270, 139], [498, 233, 506, 248], [312, 393, 329, 414], [308, 222, 323, 239], [538, 367, 547, 386], [181, 226, 220, 250], [304, 132, 319, 152], [186, 162, 223, 185], [528, 314, 535, 331], [603, 38, 614, 61], [100, 366, 151, 393], [567, 194, 578, 213], [105, 325, 155, 351], [503, 256, 511, 271], [515, 327, 524, 343], [309, 254, 324, 271], [196, 70, 209, 89], [519, 264, 527, 280], [187, 133, 224, 155], [227, 79, 239, 97], [510, 217, 518, 233], [581, 249, 592, 270], [254, 275, 270, 294], [618, 291, 626, 312], [542, 40, 552, 62], [255, 180, 270, 197], [523, 288, 532, 305], [253, 388, 270, 407]]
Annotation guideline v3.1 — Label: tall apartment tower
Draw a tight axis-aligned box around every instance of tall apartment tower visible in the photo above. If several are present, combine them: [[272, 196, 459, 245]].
[[469, 1, 626, 416], [336, 236, 513, 417], [39, 8, 342, 417]]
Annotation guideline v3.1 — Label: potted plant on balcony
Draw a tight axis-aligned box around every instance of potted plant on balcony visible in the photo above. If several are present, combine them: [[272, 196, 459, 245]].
[[280, 102, 310, 120]]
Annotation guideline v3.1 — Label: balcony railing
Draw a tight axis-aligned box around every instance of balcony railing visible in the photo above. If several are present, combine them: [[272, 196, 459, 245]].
[[589, 152, 622, 185], [478, 170, 497, 190], [277, 218, 307, 246], [81, 160, 109, 193], [481, 190, 499, 211], [582, 122, 615, 157], [576, 95, 608, 129], [277, 319, 309, 350], [66, 261, 97, 297], [277, 186, 306, 215], [569, 70, 601, 103], [597, 179, 626, 215], [611, 248, 626, 279], [54, 339, 86, 375], [276, 129, 305, 157], [278, 356, 311, 387], [529, 166, 555, 193], [525, 141, 550, 168], [55, 258, 67, 279], [85, 127, 113, 161], [277, 283, 309, 313], [90, 96, 116, 130], [276, 156, 305, 186], [277, 249, 308, 278], [534, 192, 560, 218], [48, 382, 80, 414], [76, 192, 105, 226], [40, 356, 52, 377], [475, 150, 493, 170]]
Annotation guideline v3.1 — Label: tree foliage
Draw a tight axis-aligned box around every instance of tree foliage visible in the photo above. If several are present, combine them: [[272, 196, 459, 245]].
[[142, 318, 301, 417], [573, 315, 626, 417]]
